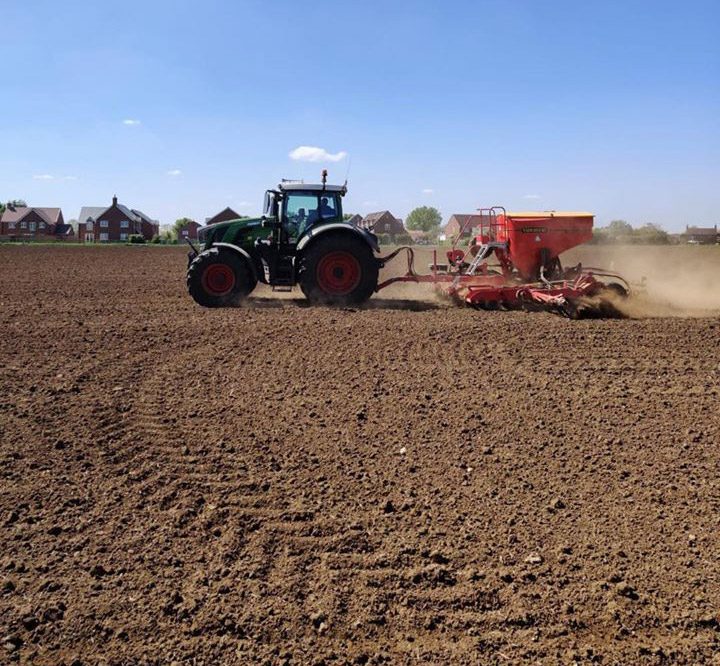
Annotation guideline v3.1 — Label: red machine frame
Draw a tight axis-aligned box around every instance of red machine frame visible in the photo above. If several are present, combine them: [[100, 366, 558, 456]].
[[375, 206, 629, 317]]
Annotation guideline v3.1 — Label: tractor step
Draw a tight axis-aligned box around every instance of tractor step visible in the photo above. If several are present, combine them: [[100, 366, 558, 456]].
[[272, 285, 293, 292]]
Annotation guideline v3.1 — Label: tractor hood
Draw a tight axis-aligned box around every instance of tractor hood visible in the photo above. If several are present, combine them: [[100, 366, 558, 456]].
[[199, 216, 264, 244]]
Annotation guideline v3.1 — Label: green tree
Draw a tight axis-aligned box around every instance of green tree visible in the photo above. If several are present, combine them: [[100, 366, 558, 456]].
[[1, 199, 27, 215], [606, 219, 633, 238], [405, 206, 442, 236], [173, 217, 194, 237], [633, 223, 669, 244]]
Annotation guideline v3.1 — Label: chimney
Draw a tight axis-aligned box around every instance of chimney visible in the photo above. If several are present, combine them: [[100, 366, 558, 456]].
[[112, 195, 118, 207]]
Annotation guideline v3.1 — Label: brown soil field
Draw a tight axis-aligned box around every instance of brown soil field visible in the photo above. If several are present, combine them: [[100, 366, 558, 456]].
[[1, 245, 719, 665]]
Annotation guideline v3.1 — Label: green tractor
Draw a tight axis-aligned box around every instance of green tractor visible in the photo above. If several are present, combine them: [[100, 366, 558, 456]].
[[186, 172, 380, 307]]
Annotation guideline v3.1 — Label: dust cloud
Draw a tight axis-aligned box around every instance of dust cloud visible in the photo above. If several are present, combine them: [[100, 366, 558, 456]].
[[565, 245, 720, 318]]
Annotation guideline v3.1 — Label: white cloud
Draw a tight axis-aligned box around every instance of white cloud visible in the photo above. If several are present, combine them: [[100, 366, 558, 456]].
[[122, 119, 141, 126], [422, 188, 434, 195], [167, 169, 182, 176], [289, 145, 347, 163], [523, 194, 541, 200], [33, 174, 78, 181]]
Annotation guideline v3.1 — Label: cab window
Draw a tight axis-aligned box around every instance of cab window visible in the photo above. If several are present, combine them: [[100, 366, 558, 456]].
[[284, 193, 316, 238]]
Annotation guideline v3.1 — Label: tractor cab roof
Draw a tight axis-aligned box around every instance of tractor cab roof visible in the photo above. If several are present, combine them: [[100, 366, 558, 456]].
[[277, 182, 347, 195]]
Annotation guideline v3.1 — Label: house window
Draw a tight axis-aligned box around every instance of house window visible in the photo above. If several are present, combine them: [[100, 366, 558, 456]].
[[29, 222, 36, 231], [120, 232, 128, 241], [86, 220, 93, 230], [20, 221, 27, 229], [182, 230, 188, 237], [86, 234, 94, 242], [8, 222, 15, 229], [100, 219, 109, 228], [120, 220, 129, 228], [99, 232, 109, 242], [39, 222, 46, 230]]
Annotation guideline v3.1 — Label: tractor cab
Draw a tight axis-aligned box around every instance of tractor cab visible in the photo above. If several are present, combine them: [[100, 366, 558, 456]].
[[265, 180, 347, 244], [255, 178, 349, 287]]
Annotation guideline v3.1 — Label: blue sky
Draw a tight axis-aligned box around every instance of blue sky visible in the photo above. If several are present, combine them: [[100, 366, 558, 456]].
[[1, 0, 718, 230]]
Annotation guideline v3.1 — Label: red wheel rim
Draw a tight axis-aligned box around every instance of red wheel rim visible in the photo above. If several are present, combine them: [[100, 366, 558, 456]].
[[201, 263, 236, 296], [316, 251, 361, 295]]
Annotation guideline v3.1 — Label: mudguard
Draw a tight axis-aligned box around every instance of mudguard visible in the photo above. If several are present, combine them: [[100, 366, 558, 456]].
[[297, 223, 379, 254], [208, 242, 258, 281]]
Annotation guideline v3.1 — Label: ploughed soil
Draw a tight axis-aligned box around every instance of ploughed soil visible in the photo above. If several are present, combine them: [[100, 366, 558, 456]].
[[1, 245, 719, 665]]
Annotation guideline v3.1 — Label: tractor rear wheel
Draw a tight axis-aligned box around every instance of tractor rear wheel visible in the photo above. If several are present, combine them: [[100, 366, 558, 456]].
[[299, 235, 378, 306], [187, 247, 256, 307]]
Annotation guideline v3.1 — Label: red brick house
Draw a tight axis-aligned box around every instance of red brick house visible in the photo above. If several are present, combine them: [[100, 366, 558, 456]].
[[0, 206, 73, 239], [684, 225, 718, 244], [77, 197, 159, 242], [204, 207, 242, 226], [360, 211, 405, 235], [177, 219, 201, 242], [445, 214, 486, 239]]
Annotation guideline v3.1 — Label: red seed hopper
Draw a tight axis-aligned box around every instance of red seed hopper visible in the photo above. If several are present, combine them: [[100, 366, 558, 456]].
[[377, 207, 629, 318]]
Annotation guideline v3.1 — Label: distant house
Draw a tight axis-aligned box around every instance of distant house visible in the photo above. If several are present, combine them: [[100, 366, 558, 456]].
[[445, 214, 485, 239], [361, 211, 405, 235], [0, 206, 72, 239], [177, 219, 201, 243], [684, 225, 718, 245], [205, 207, 242, 227], [345, 214, 364, 227], [77, 196, 159, 242]]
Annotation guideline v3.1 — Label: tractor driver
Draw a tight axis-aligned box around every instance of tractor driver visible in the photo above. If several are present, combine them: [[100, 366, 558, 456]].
[[319, 196, 335, 219], [287, 207, 306, 239]]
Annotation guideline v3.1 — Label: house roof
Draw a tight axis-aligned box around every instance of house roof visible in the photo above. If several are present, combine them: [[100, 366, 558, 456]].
[[446, 214, 484, 231], [131, 208, 159, 224], [205, 207, 241, 224], [363, 211, 397, 223], [77, 207, 107, 224], [448, 213, 482, 223], [1, 206, 62, 225], [117, 204, 141, 223], [78, 202, 158, 227], [685, 226, 718, 235]]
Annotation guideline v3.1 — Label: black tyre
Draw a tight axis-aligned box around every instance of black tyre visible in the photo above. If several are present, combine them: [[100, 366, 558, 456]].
[[187, 247, 257, 307], [299, 234, 379, 305]]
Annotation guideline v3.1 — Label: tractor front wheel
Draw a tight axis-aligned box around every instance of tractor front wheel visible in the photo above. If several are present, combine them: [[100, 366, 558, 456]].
[[187, 247, 256, 307], [299, 235, 379, 306]]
